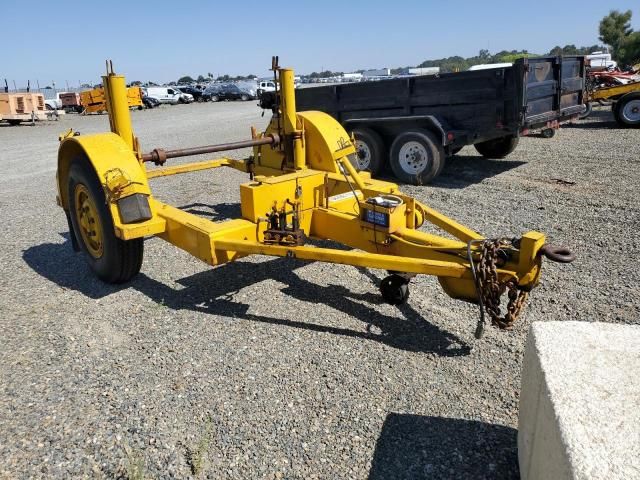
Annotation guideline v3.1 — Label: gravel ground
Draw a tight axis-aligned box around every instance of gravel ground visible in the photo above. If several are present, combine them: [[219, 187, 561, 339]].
[[0, 102, 638, 479]]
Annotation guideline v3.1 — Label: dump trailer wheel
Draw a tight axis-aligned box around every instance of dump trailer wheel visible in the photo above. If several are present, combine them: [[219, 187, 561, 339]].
[[474, 136, 519, 159], [67, 160, 143, 284], [389, 129, 443, 185], [351, 128, 385, 174], [541, 128, 555, 138], [614, 92, 640, 128]]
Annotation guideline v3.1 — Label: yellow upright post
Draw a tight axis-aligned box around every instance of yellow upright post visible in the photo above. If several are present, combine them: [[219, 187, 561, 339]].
[[279, 68, 305, 170], [102, 60, 135, 152]]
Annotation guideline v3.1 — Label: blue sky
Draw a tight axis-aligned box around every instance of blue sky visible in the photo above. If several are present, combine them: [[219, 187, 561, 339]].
[[2, 0, 638, 86]]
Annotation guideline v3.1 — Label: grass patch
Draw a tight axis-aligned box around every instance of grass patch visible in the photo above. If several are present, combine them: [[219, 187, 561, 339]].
[[186, 416, 214, 477], [122, 443, 146, 480]]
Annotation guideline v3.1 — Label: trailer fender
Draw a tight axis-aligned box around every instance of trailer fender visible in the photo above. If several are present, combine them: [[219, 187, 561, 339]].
[[57, 132, 165, 240], [343, 115, 449, 145], [298, 111, 356, 173]]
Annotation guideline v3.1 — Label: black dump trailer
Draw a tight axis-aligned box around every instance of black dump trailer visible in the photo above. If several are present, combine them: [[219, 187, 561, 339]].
[[292, 56, 585, 184]]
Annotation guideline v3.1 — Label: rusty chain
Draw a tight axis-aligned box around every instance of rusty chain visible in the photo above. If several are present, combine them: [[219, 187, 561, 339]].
[[469, 238, 529, 338]]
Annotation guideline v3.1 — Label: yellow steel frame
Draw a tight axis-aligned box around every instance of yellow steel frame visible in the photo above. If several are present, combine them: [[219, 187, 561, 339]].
[[589, 81, 640, 101], [57, 61, 552, 304]]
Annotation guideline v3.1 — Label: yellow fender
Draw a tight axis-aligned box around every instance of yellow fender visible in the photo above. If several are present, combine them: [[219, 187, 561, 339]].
[[57, 132, 165, 240], [298, 111, 356, 173]]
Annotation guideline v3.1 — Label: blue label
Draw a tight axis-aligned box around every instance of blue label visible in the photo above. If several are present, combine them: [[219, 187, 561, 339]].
[[364, 209, 389, 227]]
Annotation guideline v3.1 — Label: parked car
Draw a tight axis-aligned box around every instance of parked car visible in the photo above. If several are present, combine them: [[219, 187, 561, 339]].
[[142, 94, 161, 109], [257, 80, 276, 96], [203, 83, 256, 102], [172, 88, 194, 104], [144, 87, 183, 105], [176, 85, 207, 102]]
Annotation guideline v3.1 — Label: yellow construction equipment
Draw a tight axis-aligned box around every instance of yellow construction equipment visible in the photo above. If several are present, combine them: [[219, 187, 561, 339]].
[[80, 83, 143, 114], [588, 81, 640, 127], [56, 58, 575, 338]]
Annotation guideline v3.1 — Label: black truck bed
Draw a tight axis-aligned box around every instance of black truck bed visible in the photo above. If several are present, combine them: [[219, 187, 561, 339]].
[[293, 56, 585, 184]]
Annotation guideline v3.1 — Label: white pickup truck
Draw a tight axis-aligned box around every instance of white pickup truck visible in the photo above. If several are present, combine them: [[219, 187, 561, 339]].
[[144, 87, 193, 104], [45, 92, 63, 110]]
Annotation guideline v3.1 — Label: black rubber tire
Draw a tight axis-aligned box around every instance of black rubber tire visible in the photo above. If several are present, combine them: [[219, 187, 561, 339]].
[[67, 160, 143, 283], [351, 128, 385, 175], [380, 274, 410, 306], [474, 136, 519, 159], [613, 92, 640, 128], [541, 128, 555, 138], [240, 94, 249, 101], [210, 95, 219, 102], [579, 102, 593, 119], [389, 129, 443, 185]]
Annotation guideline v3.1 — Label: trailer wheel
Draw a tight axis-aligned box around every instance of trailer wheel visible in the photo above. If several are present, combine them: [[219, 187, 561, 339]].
[[389, 130, 442, 185], [351, 128, 384, 174], [474, 136, 519, 159], [541, 128, 555, 138], [67, 160, 143, 284], [614, 93, 640, 128]]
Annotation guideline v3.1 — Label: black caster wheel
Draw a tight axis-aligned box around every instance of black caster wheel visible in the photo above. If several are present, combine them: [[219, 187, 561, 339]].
[[541, 128, 555, 138], [380, 274, 410, 305]]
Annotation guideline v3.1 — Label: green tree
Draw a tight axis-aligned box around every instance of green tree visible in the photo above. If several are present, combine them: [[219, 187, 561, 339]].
[[197, 75, 206, 83], [599, 10, 633, 52], [177, 75, 195, 84], [599, 10, 640, 66]]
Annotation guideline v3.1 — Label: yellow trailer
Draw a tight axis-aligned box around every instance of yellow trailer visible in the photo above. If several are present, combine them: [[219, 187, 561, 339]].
[[588, 81, 640, 127], [80, 85, 143, 114], [56, 59, 575, 338]]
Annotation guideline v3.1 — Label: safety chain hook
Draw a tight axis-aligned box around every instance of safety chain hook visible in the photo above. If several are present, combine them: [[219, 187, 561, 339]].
[[469, 238, 529, 338]]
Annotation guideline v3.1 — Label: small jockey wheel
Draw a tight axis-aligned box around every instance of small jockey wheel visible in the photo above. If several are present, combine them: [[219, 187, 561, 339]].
[[380, 274, 410, 305]]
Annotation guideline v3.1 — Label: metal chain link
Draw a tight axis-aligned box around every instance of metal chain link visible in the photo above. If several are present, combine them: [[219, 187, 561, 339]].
[[472, 238, 529, 333]]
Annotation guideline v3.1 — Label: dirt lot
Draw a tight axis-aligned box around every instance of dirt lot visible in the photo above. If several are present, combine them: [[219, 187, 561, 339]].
[[0, 102, 638, 479]]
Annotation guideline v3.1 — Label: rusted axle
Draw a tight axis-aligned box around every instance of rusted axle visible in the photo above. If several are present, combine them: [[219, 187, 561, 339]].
[[142, 134, 280, 165]]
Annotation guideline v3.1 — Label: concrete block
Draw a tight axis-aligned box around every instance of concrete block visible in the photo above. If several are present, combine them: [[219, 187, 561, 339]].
[[518, 321, 640, 480]]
